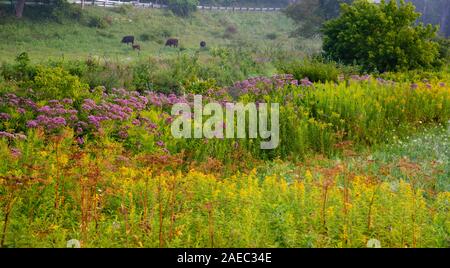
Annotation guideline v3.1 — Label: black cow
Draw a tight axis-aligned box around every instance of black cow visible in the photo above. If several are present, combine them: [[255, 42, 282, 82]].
[[165, 38, 179, 48], [200, 41, 206, 48], [121, 35, 135, 45]]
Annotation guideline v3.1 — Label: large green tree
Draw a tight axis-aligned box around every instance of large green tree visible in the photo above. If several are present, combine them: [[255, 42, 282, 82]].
[[322, 0, 440, 72]]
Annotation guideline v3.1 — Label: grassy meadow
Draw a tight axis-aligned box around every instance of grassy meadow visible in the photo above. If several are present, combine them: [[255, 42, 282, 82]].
[[0, 5, 307, 63]]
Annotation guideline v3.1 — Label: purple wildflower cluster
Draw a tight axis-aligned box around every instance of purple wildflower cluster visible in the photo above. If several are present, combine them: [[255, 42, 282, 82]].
[[145, 91, 188, 108], [1, 75, 306, 142], [25, 99, 79, 130], [300, 78, 313, 87], [229, 74, 300, 96], [0, 113, 11, 120], [0, 87, 191, 146], [27, 115, 67, 131], [0, 93, 37, 110]]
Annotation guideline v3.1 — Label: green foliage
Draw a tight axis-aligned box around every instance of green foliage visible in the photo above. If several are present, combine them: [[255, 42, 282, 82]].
[[322, 0, 441, 72], [50, 0, 84, 24], [284, 0, 353, 38], [435, 37, 450, 65], [112, 4, 133, 15], [1, 52, 36, 82], [379, 68, 450, 82], [132, 59, 158, 91], [278, 59, 351, 82], [29, 66, 89, 100], [87, 15, 112, 29], [139, 33, 151, 42], [184, 77, 218, 94], [82, 60, 132, 90], [406, 0, 450, 37], [168, 0, 199, 17], [0, 128, 449, 247], [265, 33, 278, 40]]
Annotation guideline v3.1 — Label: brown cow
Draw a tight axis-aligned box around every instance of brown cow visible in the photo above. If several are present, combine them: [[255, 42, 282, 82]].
[[132, 44, 141, 51]]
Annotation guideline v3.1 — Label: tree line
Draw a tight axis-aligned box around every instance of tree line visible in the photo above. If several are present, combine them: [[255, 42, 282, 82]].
[[7, 0, 450, 37]]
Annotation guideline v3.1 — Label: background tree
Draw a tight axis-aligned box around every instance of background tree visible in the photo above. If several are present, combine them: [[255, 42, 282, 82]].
[[167, 0, 199, 17], [284, 0, 353, 37], [322, 0, 440, 72], [15, 0, 26, 18], [407, 0, 450, 37]]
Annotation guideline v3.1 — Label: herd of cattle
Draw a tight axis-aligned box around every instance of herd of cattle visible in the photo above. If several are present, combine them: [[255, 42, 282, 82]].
[[121, 35, 206, 51]]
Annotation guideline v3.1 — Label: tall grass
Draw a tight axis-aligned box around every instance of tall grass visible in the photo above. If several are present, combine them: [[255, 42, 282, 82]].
[[0, 132, 448, 247], [0, 6, 301, 63]]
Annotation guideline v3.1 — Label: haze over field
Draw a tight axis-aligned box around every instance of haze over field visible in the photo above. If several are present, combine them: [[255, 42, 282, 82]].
[[0, 0, 449, 249]]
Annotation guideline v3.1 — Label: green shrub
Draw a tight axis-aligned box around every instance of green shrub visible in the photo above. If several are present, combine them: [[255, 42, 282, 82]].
[[45, 58, 120, 89], [278, 59, 343, 83], [139, 33, 151, 42], [82, 61, 132, 90], [160, 29, 172, 38], [322, 0, 440, 72], [1, 52, 36, 82], [168, 0, 199, 17], [184, 77, 218, 95], [379, 69, 450, 83], [132, 60, 158, 91], [29, 66, 89, 100]]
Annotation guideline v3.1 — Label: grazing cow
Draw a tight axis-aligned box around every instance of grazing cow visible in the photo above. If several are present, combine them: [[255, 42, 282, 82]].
[[165, 38, 179, 48], [121, 35, 135, 45], [200, 41, 206, 48], [132, 44, 141, 51]]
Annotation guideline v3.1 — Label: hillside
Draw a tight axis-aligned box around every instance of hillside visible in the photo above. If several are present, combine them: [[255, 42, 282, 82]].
[[0, 5, 303, 63]]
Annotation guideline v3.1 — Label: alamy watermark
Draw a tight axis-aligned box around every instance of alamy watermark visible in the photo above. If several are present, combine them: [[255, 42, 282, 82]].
[[171, 95, 280, 149]]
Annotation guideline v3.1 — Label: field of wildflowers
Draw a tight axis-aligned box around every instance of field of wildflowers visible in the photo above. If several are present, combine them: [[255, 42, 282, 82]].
[[0, 73, 449, 248]]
